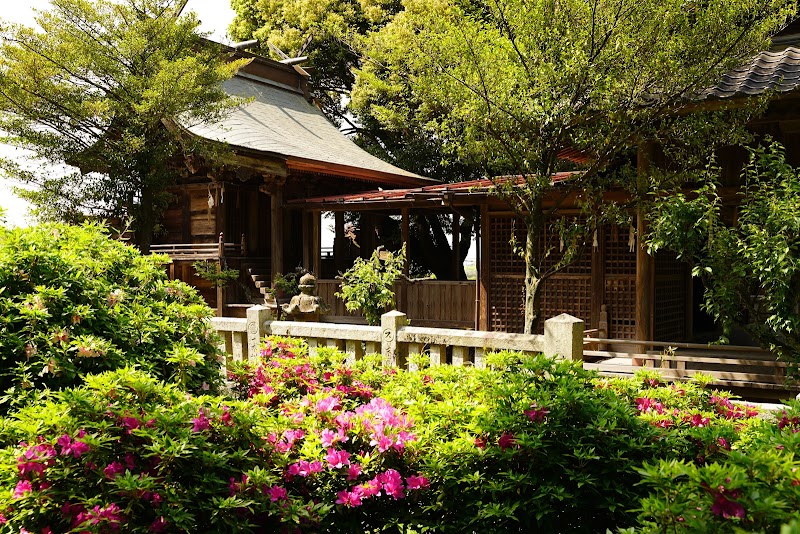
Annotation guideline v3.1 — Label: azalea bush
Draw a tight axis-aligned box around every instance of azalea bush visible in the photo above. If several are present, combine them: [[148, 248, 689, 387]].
[[3, 333, 800, 533], [633, 401, 800, 533], [0, 365, 430, 533], [0, 223, 222, 407]]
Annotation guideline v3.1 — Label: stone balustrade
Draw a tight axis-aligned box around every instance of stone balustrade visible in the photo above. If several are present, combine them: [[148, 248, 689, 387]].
[[210, 306, 584, 370]]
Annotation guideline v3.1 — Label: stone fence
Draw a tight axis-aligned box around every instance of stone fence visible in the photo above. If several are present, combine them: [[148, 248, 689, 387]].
[[210, 306, 584, 369]]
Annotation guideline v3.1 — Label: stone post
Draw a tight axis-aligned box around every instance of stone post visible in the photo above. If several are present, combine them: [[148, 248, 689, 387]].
[[543, 314, 584, 361], [381, 310, 408, 368], [246, 305, 272, 362]]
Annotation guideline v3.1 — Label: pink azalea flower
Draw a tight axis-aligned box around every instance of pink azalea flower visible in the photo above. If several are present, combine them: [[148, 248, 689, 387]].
[[336, 489, 362, 507], [191, 408, 211, 432], [316, 396, 341, 413], [150, 517, 169, 533], [406, 475, 430, 490], [378, 469, 405, 499], [711, 491, 746, 519], [326, 448, 351, 469], [13, 479, 32, 498], [103, 461, 125, 479], [267, 485, 287, 502], [121, 417, 140, 433], [498, 432, 517, 451], [221, 406, 233, 426], [524, 402, 551, 422], [347, 463, 362, 481]]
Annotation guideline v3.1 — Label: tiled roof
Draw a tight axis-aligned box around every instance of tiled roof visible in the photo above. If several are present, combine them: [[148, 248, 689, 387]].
[[707, 46, 800, 99], [287, 172, 580, 207], [185, 74, 431, 184]]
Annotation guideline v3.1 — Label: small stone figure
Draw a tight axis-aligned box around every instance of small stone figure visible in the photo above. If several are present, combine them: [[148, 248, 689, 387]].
[[281, 273, 328, 321]]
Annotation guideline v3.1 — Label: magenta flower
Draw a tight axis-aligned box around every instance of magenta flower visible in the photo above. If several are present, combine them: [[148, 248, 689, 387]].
[[325, 448, 351, 469], [221, 406, 233, 426], [13, 479, 32, 498], [347, 463, 362, 481], [711, 491, 746, 519], [406, 475, 430, 490], [267, 485, 288, 502], [191, 408, 211, 432], [121, 417, 140, 433], [524, 402, 551, 422], [103, 461, 125, 479], [635, 398, 664, 415], [688, 414, 711, 428], [316, 396, 341, 413], [498, 432, 517, 451], [336, 489, 363, 507], [378, 469, 405, 499], [150, 517, 169, 533]]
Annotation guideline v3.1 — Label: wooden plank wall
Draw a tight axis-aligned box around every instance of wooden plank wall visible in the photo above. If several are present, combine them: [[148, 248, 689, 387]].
[[317, 279, 475, 328]]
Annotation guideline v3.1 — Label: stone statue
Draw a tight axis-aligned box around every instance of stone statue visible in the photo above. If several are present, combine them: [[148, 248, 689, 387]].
[[281, 273, 328, 321]]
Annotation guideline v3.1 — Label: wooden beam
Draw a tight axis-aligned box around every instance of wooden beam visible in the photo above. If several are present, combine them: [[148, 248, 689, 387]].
[[452, 213, 461, 280], [302, 211, 312, 270], [636, 143, 655, 342], [479, 204, 490, 331], [312, 210, 322, 277], [591, 225, 605, 329], [399, 208, 410, 313], [271, 187, 284, 280], [333, 211, 346, 274]]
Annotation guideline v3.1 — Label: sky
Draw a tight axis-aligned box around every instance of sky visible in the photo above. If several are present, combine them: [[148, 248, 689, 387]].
[[0, 0, 237, 226]]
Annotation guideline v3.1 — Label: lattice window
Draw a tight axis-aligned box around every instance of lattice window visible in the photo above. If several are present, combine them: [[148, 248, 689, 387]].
[[604, 278, 636, 339], [604, 224, 637, 276], [539, 275, 592, 333], [490, 276, 525, 333], [654, 251, 687, 341], [490, 217, 525, 274]]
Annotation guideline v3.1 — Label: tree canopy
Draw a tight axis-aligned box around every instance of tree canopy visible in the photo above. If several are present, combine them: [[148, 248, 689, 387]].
[[353, 0, 795, 332], [0, 0, 248, 250]]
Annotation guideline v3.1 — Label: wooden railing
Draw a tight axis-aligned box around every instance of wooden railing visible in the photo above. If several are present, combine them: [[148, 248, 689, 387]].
[[151, 233, 245, 260], [583, 337, 793, 394], [210, 307, 584, 370]]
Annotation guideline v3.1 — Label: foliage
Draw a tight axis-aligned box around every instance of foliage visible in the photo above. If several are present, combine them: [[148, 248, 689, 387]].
[[0, 223, 222, 409], [336, 245, 406, 325], [634, 401, 800, 533], [228, 0, 478, 183], [0, 0, 248, 250], [0, 361, 429, 532], [355, 0, 794, 332], [648, 142, 800, 365], [192, 260, 240, 288], [5, 331, 800, 532], [271, 268, 307, 298]]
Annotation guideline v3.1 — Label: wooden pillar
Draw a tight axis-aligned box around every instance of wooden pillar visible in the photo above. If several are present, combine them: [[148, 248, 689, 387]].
[[451, 213, 461, 280], [181, 189, 191, 242], [333, 211, 346, 274], [636, 143, 654, 342], [399, 208, 410, 312], [478, 204, 490, 331], [590, 226, 605, 329], [312, 210, 322, 277], [361, 213, 376, 258], [271, 186, 284, 280], [301, 211, 314, 271], [217, 232, 224, 317]]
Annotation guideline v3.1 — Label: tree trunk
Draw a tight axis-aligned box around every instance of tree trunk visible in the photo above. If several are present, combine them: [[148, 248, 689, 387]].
[[523, 203, 544, 334]]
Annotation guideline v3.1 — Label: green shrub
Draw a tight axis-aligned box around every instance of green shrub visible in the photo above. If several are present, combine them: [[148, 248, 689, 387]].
[[630, 399, 800, 533], [336, 245, 406, 325], [0, 223, 222, 407]]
